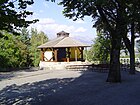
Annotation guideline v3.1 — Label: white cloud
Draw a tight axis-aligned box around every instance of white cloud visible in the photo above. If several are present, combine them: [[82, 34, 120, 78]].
[[75, 27, 87, 33], [29, 18, 75, 38], [28, 17, 96, 44]]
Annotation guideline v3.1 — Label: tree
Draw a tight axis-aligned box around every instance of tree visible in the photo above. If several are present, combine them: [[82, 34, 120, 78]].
[[59, 0, 130, 82], [0, 31, 27, 68], [89, 31, 110, 63], [93, 1, 140, 75], [0, 0, 38, 36], [0, 28, 49, 69], [58, 0, 140, 82], [19, 28, 31, 67], [122, 0, 140, 74], [30, 28, 48, 67]]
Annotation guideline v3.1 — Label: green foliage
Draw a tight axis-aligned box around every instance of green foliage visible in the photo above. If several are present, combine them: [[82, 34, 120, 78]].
[[29, 28, 48, 67], [59, 0, 140, 62], [59, 0, 140, 41], [0, 0, 38, 37], [17, 28, 31, 67], [59, 0, 140, 81], [0, 28, 48, 68], [0, 31, 23, 67], [87, 31, 110, 63]]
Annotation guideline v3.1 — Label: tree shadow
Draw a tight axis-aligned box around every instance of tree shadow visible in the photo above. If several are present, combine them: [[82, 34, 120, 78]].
[[0, 67, 40, 81], [0, 70, 140, 105], [0, 78, 76, 105], [0, 72, 16, 81], [0, 70, 106, 105]]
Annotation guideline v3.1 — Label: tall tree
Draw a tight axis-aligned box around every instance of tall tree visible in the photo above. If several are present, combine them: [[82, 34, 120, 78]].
[[0, 0, 38, 36], [30, 28, 48, 67], [59, 0, 129, 82], [0, 31, 28, 68], [0, 29, 49, 69], [20, 28, 31, 66], [122, 0, 140, 74]]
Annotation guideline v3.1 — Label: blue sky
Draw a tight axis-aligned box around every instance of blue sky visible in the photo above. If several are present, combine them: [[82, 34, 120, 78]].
[[27, 0, 97, 44]]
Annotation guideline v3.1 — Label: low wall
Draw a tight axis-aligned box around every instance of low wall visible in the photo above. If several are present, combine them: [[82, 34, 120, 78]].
[[39, 61, 92, 70]]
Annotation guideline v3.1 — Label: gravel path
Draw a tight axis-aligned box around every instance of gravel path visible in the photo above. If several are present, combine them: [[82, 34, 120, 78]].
[[0, 69, 140, 105], [0, 69, 82, 90]]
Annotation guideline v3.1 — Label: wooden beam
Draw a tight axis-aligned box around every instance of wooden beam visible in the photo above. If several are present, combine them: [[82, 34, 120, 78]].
[[67, 48, 70, 62], [77, 47, 84, 60], [41, 48, 44, 61], [81, 47, 84, 60], [54, 49, 58, 62], [75, 47, 77, 61]]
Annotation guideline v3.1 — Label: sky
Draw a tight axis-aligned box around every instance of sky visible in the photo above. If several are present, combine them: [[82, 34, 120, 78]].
[[27, 0, 97, 45]]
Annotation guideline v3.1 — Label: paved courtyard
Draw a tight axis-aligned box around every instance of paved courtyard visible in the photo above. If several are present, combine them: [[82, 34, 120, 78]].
[[0, 69, 140, 105]]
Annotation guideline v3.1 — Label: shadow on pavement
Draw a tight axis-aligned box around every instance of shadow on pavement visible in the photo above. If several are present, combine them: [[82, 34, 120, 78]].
[[0, 72, 16, 81], [0, 67, 40, 81], [0, 70, 140, 105]]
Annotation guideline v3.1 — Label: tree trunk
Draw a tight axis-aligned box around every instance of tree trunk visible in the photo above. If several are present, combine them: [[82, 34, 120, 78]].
[[123, 23, 136, 74], [129, 48, 135, 74], [106, 35, 121, 82], [129, 23, 135, 74]]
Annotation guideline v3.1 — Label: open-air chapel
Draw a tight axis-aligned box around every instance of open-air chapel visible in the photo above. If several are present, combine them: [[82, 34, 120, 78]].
[[37, 31, 91, 70]]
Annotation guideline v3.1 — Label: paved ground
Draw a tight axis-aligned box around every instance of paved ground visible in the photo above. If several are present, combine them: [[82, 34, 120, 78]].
[[0, 69, 140, 105]]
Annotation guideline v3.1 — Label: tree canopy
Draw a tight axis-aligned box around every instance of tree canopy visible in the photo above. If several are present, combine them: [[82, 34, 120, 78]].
[[0, 28, 48, 69], [0, 0, 38, 36], [59, 0, 140, 82]]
